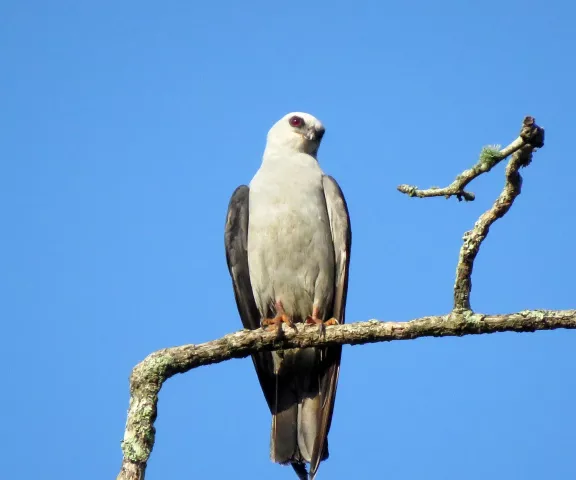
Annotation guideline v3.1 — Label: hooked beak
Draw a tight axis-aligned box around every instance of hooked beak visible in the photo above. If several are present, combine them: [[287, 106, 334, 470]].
[[304, 125, 325, 141]]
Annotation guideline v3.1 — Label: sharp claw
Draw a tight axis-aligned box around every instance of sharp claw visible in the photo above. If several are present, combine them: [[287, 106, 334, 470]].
[[305, 310, 339, 337], [262, 310, 294, 338], [275, 324, 284, 340], [283, 314, 296, 331]]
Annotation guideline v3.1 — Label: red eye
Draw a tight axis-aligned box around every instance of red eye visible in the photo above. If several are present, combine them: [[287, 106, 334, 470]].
[[289, 116, 303, 128]]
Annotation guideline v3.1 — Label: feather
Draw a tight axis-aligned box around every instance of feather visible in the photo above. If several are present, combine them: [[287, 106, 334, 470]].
[[224, 185, 276, 410], [308, 175, 352, 479]]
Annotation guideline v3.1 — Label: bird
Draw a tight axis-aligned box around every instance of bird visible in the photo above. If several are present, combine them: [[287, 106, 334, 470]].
[[224, 112, 351, 479]]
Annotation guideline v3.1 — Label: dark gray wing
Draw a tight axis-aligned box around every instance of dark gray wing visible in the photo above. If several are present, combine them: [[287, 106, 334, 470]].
[[224, 185, 276, 410], [310, 175, 352, 479]]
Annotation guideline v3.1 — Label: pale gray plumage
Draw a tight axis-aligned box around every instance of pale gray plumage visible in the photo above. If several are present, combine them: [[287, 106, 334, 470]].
[[225, 112, 351, 479]]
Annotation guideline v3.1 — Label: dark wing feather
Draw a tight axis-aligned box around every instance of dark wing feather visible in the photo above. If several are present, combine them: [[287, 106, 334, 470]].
[[224, 185, 276, 410], [310, 175, 352, 479]]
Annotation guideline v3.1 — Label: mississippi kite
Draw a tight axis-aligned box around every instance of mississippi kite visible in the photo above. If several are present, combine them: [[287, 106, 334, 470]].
[[224, 112, 351, 479]]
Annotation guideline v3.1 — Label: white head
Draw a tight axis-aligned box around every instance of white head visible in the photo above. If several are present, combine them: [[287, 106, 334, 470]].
[[265, 112, 326, 157]]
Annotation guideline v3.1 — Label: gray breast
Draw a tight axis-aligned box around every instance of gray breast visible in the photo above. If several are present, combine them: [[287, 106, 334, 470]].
[[247, 157, 335, 321]]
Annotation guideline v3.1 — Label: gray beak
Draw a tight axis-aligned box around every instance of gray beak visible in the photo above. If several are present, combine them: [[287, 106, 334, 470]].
[[305, 126, 325, 141]]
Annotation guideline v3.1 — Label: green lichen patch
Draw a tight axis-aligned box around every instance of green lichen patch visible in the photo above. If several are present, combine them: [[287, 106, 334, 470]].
[[479, 145, 503, 168]]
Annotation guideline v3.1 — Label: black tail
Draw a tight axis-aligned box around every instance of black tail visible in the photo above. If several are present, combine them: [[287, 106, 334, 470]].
[[291, 462, 309, 480], [271, 347, 334, 479], [270, 348, 322, 465]]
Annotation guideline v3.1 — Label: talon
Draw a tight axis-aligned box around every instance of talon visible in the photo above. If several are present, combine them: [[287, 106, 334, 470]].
[[305, 308, 339, 335], [305, 308, 339, 326], [305, 316, 320, 326], [305, 306, 321, 325], [262, 301, 294, 337]]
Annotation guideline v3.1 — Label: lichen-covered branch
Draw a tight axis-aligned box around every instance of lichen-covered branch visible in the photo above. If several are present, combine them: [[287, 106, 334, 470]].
[[398, 116, 545, 310], [453, 118, 544, 310], [117, 308, 575, 480], [117, 116, 550, 479], [397, 116, 544, 201]]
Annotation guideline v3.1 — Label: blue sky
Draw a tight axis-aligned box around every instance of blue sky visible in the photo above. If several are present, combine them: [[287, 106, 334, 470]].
[[2, 1, 575, 479]]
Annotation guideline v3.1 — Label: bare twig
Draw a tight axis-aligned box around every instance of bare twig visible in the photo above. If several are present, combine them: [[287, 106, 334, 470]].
[[453, 117, 545, 310], [117, 309, 575, 480], [398, 116, 545, 310], [397, 116, 544, 201]]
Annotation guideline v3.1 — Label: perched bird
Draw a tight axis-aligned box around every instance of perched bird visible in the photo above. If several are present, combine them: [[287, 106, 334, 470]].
[[224, 112, 351, 479]]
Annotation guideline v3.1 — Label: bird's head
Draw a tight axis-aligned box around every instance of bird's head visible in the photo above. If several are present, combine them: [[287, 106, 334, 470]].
[[266, 112, 325, 157]]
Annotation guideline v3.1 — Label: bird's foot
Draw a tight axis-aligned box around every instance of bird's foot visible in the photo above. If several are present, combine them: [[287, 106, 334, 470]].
[[305, 308, 339, 336], [262, 302, 295, 338], [323, 317, 339, 326]]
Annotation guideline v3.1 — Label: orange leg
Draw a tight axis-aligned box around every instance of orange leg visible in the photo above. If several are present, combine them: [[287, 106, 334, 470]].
[[262, 301, 295, 336], [306, 307, 339, 335]]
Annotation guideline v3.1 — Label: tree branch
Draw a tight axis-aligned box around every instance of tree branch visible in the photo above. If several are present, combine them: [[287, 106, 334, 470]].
[[117, 115, 551, 480], [117, 309, 576, 480], [397, 116, 545, 311], [453, 119, 544, 310], [397, 116, 544, 202]]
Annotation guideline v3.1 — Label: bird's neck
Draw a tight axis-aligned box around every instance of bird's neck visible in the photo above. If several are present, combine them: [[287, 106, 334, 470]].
[[261, 148, 320, 171]]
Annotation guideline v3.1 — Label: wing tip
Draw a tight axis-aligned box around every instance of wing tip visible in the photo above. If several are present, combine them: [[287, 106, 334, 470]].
[[291, 462, 309, 480], [308, 451, 326, 480]]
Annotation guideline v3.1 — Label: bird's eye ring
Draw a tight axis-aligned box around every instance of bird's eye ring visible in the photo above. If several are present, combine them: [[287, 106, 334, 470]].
[[289, 116, 304, 128]]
